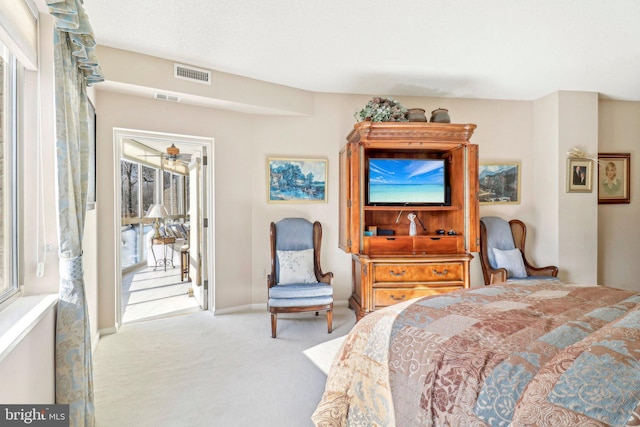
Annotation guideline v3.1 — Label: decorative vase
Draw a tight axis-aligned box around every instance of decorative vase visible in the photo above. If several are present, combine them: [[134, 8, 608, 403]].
[[408, 213, 417, 236], [430, 108, 451, 123], [407, 108, 427, 122]]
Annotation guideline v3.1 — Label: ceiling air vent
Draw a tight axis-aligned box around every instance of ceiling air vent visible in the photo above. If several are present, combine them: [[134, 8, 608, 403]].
[[154, 93, 181, 102], [174, 63, 211, 85]]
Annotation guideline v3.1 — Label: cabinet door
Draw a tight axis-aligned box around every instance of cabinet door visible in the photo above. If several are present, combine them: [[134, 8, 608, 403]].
[[338, 144, 351, 252], [467, 144, 480, 252]]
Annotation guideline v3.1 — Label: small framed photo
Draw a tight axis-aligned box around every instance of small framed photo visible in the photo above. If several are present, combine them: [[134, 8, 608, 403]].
[[479, 162, 521, 204], [598, 153, 630, 204], [566, 159, 592, 193], [267, 157, 328, 203]]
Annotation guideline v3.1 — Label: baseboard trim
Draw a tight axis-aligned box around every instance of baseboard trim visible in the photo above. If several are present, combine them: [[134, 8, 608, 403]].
[[97, 326, 117, 340], [212, 304, 257, 315], [212, 300, 349, 315]]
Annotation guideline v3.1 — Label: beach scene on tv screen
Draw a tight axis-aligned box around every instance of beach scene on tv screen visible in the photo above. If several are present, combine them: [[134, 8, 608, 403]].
[[369, 158, 445, 204]]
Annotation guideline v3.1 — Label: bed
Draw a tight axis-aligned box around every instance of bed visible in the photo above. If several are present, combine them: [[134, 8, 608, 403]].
[[312, 279, 640, 426]]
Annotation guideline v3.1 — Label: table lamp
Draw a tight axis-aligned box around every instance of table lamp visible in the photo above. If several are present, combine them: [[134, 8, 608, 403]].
[[146, 204, 169, 239]]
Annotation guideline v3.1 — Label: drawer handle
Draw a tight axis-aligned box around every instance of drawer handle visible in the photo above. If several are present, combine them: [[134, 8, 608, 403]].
[[430, 237, 441, 240], [432, 269, 449, 276], [389, 270, 406, 277], [390, 294, 406, 301]]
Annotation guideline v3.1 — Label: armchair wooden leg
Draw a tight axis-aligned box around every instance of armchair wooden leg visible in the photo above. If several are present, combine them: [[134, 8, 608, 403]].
[[271, 313, 277, 338], [327, 309, 333, 334]]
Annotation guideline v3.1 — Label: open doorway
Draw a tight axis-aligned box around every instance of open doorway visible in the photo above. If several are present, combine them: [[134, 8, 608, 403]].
[[113, 128, 214, 325]]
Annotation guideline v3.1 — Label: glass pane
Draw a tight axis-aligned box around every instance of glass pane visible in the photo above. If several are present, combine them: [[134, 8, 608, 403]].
[[163, 171, 179, 215], [121, 160, 139, 218], [175, 175, 184, 215], [0, 45, 8, 295], [0, 42, 17, 300], [141, 165, 155, 215], [170, 174, 180, 214], [142, 223, 153, 261], [185, 175, 190, 219], [121, 224, 141, 269]]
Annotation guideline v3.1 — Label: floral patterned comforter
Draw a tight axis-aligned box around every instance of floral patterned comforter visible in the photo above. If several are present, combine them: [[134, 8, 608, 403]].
[[312, 279, 640, 426]]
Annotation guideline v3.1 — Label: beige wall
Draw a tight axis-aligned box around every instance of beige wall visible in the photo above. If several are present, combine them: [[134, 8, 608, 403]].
[[532, 93, 561, 272], [557, 92, 599, 284], [5, 35, 640, 405], [96, 86, 552, 329], [0, 305, 56, 403], [96, 91, 258, 327], [96, 66, 625, 331], [598, 100, 640, 290]]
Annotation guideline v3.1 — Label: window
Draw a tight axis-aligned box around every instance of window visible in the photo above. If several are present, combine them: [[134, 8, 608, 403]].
[[121, 159, 139, 218], [163, 170, 185, 216], [121, 158, 188, 271], [0, 41, 20, 304]]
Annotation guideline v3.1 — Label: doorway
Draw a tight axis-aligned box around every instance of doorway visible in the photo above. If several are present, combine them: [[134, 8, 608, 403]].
[[113, 128, 214, 325]]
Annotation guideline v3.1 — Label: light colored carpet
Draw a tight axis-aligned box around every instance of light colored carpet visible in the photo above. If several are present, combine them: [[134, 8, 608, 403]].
[[93, 306, 355, 427], [303, 335, 346, 375], [121, 266, 200, 324]]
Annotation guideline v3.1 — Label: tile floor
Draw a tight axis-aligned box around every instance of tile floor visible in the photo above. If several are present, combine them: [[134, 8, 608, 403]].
[[121, 265, 201, 323]]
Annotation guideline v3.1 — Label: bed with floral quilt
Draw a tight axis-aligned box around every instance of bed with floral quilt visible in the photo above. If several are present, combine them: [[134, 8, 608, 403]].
[[312, 279, 640, 427]]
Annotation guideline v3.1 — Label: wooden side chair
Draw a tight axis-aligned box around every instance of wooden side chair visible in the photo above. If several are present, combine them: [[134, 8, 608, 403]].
[[479, 216, 559, 285], [267, 218, 333, 338]]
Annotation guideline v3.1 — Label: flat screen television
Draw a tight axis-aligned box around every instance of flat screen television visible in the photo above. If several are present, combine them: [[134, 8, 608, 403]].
[[367, 158, 449, 206]]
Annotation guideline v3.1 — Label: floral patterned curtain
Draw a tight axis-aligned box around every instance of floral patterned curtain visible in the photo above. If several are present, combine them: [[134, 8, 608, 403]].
[[46, 1, 103, 426]]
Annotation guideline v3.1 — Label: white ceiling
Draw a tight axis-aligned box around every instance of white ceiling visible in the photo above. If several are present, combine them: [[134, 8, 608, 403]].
[[83, 0, 640, 102]]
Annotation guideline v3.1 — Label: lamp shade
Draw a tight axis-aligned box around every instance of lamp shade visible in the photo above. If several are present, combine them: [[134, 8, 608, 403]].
[[146, 204, 169, 219]]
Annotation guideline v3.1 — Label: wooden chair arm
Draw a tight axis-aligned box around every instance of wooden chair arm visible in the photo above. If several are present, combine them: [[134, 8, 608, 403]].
[[267, 274, 276, 288], [317, 271, 333, 286], [489, 268, 508, 284], [525, 264, 559, 277], [522, 253, 558, 277]]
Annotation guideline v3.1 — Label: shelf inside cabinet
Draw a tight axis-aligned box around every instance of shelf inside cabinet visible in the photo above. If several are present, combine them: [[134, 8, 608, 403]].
[[363, 205, 461, 212]]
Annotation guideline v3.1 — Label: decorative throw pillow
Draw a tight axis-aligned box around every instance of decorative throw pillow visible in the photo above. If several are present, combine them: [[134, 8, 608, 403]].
[[277, 249, 317, 285], [493, 248, 528, 278]]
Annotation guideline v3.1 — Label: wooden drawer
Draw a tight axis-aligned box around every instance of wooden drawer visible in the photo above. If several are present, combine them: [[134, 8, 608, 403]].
[[374, 286, 463, 308], [373, 262, 463, 283], [413, 236, 462, 254], [366, 236, 413, 254], [365, 235, 464, 255]]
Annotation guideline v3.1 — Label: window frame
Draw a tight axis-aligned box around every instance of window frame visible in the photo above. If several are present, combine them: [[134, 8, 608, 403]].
[[121, 158, 188, 272], [0, 46, 22, 307]]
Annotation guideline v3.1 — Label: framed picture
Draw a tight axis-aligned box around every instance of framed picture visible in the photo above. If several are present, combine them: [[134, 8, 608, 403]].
[[86, 99, 96, 210], [566, 159, 592, 193], [479, 162, 521, 204], [598, 153, 630, 204], [267, 157, 328, 203]]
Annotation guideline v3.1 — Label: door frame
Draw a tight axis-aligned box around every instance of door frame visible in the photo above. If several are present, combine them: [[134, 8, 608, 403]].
[[113, 128, 215, 327]]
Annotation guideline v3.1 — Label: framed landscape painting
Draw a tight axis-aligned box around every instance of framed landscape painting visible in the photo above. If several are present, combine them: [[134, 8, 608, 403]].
[[598, 153, 630, 204], [267, 157, 328, 203], [479, 162, 521, 204]]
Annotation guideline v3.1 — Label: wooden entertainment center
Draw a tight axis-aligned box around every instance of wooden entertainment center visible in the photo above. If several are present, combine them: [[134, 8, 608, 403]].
[[339, 121, 479, 321]]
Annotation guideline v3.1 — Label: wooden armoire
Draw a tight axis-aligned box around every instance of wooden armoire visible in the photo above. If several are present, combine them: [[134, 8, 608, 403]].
[[339, 121, 479, 321]]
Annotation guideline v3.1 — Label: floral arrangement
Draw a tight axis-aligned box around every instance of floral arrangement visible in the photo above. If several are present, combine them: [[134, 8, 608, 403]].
[[354, 97, 409, 122], [567, 147, 601, 164]]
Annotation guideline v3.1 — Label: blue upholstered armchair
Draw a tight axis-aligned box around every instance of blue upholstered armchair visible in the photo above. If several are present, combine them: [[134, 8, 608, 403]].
[[267, 218, 333, 338], [479, 216, 559, 285]]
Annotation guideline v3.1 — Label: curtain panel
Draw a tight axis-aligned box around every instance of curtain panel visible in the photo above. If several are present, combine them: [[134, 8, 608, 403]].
[[46, 1, 103, 426]]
